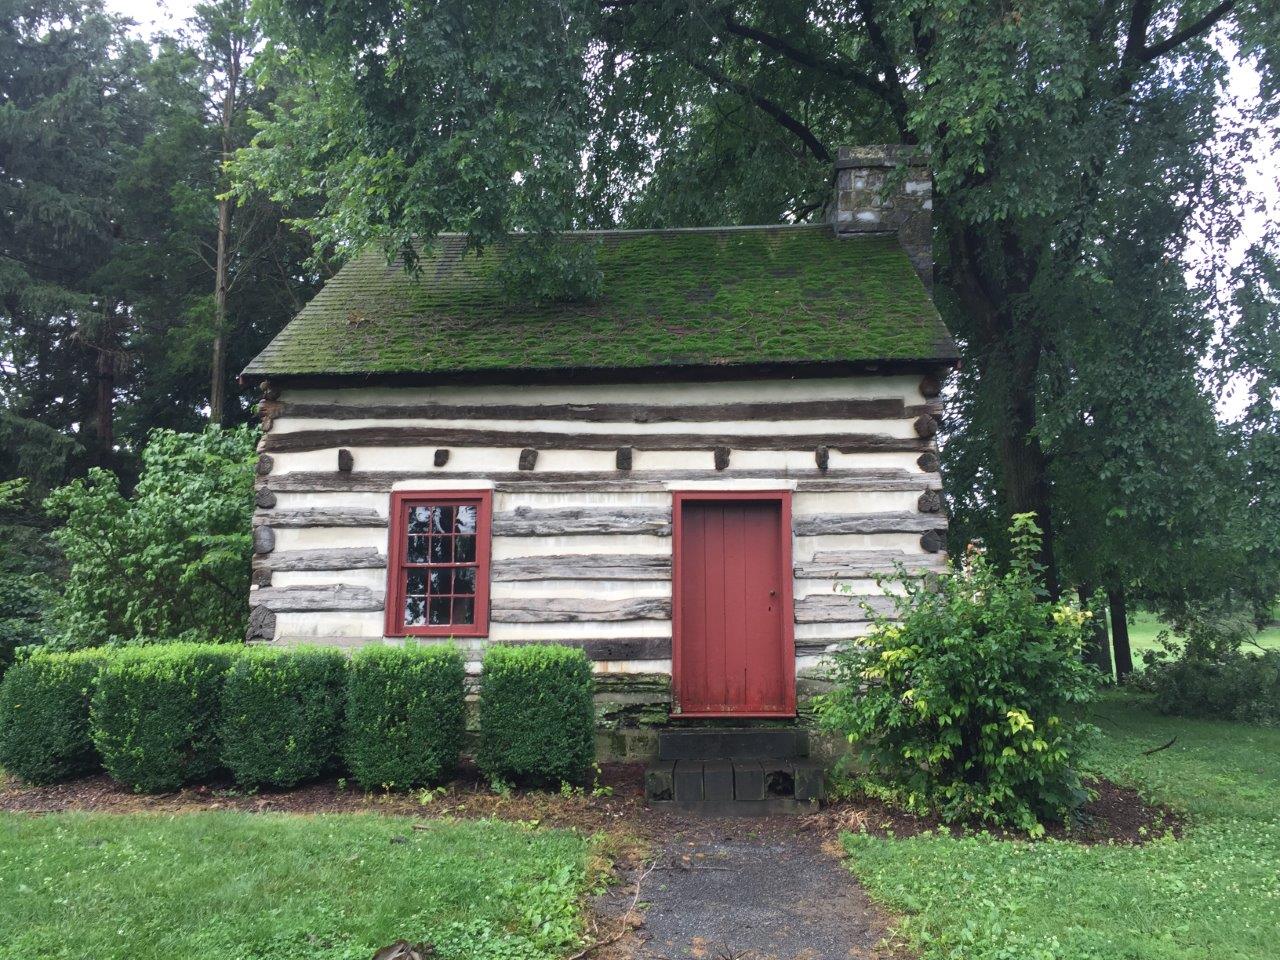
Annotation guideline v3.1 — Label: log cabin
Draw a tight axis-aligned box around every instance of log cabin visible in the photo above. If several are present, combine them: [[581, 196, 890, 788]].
[[240, 145, 957, 800]]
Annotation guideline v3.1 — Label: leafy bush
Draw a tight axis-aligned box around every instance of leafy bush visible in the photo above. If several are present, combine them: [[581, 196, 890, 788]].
[[91, 644, 239, 792], [1136, 646, 1280, 724], [0, 649, 108, 783], [0, 476, 61, 673], [343, 644, 466, 789], [220, 647, 347, 788], [816, 515, 1098, 834], [43, 425, 257, 648], [477, 644, 594, 786]]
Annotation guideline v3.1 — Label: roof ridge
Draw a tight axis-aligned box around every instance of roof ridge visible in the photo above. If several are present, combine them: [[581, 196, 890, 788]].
[[421, 223, 832, 241]]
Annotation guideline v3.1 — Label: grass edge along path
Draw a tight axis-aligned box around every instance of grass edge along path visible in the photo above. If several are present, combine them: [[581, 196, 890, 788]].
[[0, 812, 593, 960], [839, 692, 1280, 960]]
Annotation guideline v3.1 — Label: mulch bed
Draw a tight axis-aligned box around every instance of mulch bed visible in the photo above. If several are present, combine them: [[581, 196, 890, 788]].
[[805, 777, 1182, 845], [0, 764, 1178, 845]]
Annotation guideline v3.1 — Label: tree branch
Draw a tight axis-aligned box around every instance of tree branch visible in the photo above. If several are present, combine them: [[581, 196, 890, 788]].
[[851, 0, 912, 139], [1122, 0, 1155, 69], [1140, 0, 1236, 62], [719, 10, 889, 102], [686, 59, 832, 164]]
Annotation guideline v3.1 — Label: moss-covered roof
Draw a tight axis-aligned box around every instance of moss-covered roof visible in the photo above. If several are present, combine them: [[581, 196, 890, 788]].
[[242, 224, 956, 379]]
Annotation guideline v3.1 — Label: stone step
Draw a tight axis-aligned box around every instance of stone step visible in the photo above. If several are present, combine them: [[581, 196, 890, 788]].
[[645, 758, 825, 814], [657, 727, 809, 761]]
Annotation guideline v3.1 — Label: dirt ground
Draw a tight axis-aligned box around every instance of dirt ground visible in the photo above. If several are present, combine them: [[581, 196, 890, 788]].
[[0, 766, 1177, 960]]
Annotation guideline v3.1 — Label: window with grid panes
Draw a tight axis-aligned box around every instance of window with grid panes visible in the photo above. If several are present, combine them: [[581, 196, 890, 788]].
[[385, 491, 491, 636]]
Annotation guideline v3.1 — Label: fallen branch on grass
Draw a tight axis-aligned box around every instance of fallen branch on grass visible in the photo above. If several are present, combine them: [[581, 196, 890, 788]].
[[563, 860, 657, 960], [1142, 736, 1178, 756]]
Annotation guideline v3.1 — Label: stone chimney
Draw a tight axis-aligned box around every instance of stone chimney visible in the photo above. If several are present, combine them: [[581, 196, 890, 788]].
[[829, 145, 933, 291]]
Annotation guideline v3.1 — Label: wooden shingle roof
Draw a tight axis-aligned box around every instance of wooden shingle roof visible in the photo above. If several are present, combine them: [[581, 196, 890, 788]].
[[242, 224, 956, 381]]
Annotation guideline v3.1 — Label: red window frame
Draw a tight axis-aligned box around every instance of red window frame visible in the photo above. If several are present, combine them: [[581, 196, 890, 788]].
[[385, 489, 492, 638]]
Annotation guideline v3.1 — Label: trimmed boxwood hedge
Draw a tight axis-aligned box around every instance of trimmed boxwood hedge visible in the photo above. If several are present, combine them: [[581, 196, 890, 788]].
[[343, 643, 465, 789], [91, 644, 238, 793], [220, 647, 347, 788], [477, 644, 595, 785], [0, 649, 110, 784]]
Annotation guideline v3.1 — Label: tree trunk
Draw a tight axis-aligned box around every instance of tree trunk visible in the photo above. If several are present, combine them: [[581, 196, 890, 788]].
[[947, 223, 1060, 596], [1109, 584, 1133, 681], [210, 192, 231, 425], [209, 42, 241, 425], [1078, 584, 1113, 677], [91, 302, 117, 469]]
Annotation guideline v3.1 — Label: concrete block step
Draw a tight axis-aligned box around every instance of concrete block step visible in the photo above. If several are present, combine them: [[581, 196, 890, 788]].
[[645, 758, 824, 813], [657, 727, 809, 761]]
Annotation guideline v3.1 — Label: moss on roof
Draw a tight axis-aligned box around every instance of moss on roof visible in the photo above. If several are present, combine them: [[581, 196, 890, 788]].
[[242, 225, 956, 379]]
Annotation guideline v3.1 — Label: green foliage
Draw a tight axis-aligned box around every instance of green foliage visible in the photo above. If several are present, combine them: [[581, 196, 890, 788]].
[[838, 695, 1280, 960], [477, 645, 595, 786], [0, 0, 152, 468], [0, 649, 108, 784], [219, 646, 347, 788], [817, 515, 1098, 834], [1135, 645, 1280, 725], [342, 644, 466, 790], [0, 412, 80, 670], [491, 235, 603, 304], [43, 425, 257, 648], [0, 814, 589, 960], [90, 644, 239, 792]]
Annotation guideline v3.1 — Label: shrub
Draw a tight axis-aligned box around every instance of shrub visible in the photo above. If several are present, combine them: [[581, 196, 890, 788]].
[[220, 647, 347, 788], [0, 649, 108, 783], [477, 644, 594, 786], [1136, 646, 1280, 724], [343, 644, 466, 789], [43, 425, 257, 647], [816, 514, 1099, 835], [91, 644, 239, 792]]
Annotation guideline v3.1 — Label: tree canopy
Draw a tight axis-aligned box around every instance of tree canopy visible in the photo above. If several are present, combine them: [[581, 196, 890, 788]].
[[235, 0, 1280, 644]]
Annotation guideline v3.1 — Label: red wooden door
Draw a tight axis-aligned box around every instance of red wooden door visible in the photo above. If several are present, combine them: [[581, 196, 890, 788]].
[[673, 494, 795, 716]]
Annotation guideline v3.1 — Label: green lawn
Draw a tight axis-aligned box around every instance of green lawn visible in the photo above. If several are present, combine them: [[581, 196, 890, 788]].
[[1124, 611, 1280, 659], [0, 813, 590, 960], [841, 693, 1280, 960]]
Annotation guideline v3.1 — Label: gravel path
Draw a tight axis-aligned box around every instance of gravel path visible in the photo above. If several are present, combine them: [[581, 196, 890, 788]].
[[596, 817, 900, 960]]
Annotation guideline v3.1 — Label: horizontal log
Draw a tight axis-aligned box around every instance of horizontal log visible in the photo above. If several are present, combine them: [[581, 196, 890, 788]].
[[257, 508, 387, 528], [259, 547, 388, 572], [489, 637, 672, 661], [272, 397, 910, 423], [795, 550, 946, 579], [252, 585, 385, 612], [261, 426, 930, 454], [493, 506, 671, 537], [794, 594, 898, 624], [905, 401, 945, 419], [793, 512, 945, 536], [492, 554, 671, 581], [490, 596, 671, 623], [262, 468, 942, 494]]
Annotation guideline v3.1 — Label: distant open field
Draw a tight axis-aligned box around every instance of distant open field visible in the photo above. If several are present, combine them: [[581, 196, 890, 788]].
[[1123, 611, 1280, 659]]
